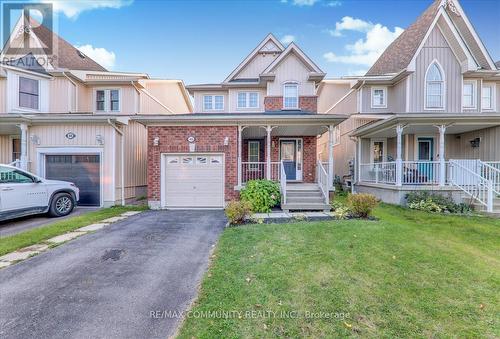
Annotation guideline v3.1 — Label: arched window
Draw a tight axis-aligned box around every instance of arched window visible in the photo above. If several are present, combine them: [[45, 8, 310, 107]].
[[425, 62, 444, 109]]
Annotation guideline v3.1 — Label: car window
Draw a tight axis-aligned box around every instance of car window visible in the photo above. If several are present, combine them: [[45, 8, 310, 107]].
[[0, 166, 34, 184]]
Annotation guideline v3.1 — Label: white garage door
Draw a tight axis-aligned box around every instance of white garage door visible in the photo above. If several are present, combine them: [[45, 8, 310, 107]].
[[164, 154, 224, 208]]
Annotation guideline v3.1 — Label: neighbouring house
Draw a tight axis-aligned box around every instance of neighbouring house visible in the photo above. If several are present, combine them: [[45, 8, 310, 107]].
[[318, 0, 500, 213], [138, 34, 346, 211], [0, 17, 192, 207]]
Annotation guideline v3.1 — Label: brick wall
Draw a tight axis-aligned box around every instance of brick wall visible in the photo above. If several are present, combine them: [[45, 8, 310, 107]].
[[264, 96, 318, 113], [147, 126, 238, 206]]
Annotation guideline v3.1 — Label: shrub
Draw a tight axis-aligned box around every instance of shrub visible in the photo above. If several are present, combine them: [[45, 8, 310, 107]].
[[240, 180, 281, 213], [347, 193, 378, 218], [225, 200, 252, 225], [408, 199, 442, 213], [405, 191, 472, 214]]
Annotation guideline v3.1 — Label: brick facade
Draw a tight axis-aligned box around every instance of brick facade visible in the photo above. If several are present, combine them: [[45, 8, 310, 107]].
[[264, 96, 318, 113], [147, 126, 238, 206]]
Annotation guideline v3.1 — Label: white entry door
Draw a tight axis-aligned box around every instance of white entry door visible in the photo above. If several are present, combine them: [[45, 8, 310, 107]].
[[163, 154, 224, 208]]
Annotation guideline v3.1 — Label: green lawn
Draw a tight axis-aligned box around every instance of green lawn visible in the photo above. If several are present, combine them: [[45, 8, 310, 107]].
[[178, 204, 500, 338], [0, 205, 147, 256]]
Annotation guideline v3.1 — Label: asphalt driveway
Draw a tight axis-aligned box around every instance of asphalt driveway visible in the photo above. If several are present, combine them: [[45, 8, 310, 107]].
[[0, 210, 226, 339]]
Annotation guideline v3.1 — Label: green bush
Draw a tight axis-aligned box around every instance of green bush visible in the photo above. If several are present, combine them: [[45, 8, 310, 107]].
[[347, 193, 378, 218], [331, 200, 350, 220], [240, 180, 281, 213], [406, 191, 472, 214], [408, 199, 442, 213], [225, 200, 252, 225]]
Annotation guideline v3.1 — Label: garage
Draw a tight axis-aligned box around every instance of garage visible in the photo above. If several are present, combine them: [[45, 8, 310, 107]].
[[45, 154, 101, 206], [163, 154, 224, 208]]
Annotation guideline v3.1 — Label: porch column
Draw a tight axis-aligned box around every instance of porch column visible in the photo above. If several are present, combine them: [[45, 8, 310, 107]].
[[328, 125, 334, 190], [19, 123, 28, 170], [395, 124, 405, 186], [237, 125, 243, 187], [266, 125, 272, 180], [437, 125, 447, 187]]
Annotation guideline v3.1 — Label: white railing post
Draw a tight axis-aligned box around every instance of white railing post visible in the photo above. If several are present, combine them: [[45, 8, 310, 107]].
[[487, 180, 493, 213], [395, 124, 404, 187], [237, 125, 243, 187], [19, 123, 28, 171], [266, 125, 271, 180], [280, 161, 287, 204], [328, 125, 334, 190], [436, 124, 447, 186]]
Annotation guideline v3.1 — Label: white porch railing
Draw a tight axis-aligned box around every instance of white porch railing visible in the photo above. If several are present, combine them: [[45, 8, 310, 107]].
[[359, 161, 450, 185], [241, 162, 281, 183], [8, 159, 21, 168], [360, 162, 397, 184], [480, 161, 500, 195], [317, 160, 329, 204], [280, 161, 287, 204], [449, 160, 494, 212]]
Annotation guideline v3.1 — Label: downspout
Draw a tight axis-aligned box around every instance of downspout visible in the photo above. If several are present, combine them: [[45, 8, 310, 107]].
[[108, 119, 125, 206], [62, 72, 78, 112]]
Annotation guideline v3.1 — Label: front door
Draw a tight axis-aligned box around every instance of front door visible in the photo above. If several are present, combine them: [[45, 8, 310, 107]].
[[417, 137, 434, 181], [280, 139, 303, 181]]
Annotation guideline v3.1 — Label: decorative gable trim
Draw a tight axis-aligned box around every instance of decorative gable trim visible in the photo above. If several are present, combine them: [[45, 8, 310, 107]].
[[223, 34, 285, 83], [261, 42, 324, 76]]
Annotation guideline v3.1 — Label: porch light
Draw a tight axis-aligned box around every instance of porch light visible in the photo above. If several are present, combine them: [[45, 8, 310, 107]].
[[224, 136, 229, 146], [96, 134, 104, 145], [30, 135, 40, 145], [153, 137, 160, 146], [470, 138, 480, 148]]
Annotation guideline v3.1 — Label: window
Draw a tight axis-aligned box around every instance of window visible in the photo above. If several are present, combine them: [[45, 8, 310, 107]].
[[12, 138, 20, 162], [96, 90, 105, 111], [237, 92, 259, 109], [283, 83, 298, 109], [196, 156, 208, 164], [371, 87, 387, 108], [19, 77, 39, 110], [463, 81, 476, 108], [210, 156, 222, 164], [203, 95, 224, 110], [0, 166, 34, 184], [425, 62, 444, 109], [167, 156, 179, 164], [370, 139, 386, 163], [182, 157, 193, 164], [248, 141, 260, 170], [95, 89, 120, 112], [482, 84, 494, 110]]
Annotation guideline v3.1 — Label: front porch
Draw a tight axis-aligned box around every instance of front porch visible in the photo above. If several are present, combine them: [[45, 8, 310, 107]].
[[0, 123, 26, 168], [352, 114, 500, 212]]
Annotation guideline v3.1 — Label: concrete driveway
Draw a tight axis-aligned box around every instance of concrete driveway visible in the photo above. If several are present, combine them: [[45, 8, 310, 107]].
[[0, 210, 226, 339]]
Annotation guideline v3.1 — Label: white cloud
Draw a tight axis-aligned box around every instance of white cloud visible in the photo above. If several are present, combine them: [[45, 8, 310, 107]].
[[75, 44, 116, 69], [347, 69, 368, 76], [326, 1, 342, 7], [292, 0, 319, 5], [280, 35, 296, 45], [41, 0, 132, 19], [324, 17, 403, 66]]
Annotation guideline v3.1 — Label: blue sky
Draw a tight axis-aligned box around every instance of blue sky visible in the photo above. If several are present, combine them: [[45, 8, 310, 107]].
[[3, 0, 500, 84]]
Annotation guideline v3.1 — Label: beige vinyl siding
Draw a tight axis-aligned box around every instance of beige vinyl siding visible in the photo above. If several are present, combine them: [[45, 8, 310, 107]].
[[267, 53, 315, 96], [326, 90, 358, 115], [115, 121, 148, 200], [446, 126, 500, 161], [193, 91, 228, 113], [48, 77, 72, 112], [228, 88, 266, 112], [140, 81, 191, 114], [361, 80, 406, 113], [0, 135, 11, 163], [408, 26, 462, 113], [77, 84, 92, 112], [317, 82, 351, 113], [235, 53, 279, 79], [0, 79, 6, 113], [27, 124, 116, 204]]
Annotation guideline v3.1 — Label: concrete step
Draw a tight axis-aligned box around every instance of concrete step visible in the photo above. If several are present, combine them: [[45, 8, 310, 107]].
[[286, 196, 327, 204], [287, 191, 324, 198], [282, 203, 331, 212]]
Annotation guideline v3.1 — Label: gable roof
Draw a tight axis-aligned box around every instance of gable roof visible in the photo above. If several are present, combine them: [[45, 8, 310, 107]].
[[2, 17, 107, 72], [366, 0, 440, 75], [2, 52, 49, 75], [223, 34, 284, 83], [261, 42, 325, 75], [496, 61, 500, 69]]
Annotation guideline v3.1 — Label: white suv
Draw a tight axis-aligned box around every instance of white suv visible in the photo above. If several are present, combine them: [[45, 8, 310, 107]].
[[0, 164, 80, 222]]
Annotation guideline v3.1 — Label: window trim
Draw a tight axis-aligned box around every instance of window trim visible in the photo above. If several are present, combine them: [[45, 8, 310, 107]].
[[94, 88, 121, 113], [424, 60, 446, 111], [370, 86, 387, 109], [462, 79, 477, 109], [481, 83, 496, 111], [236, 91, 259, 109], [203, 94, 225, 111], [283, 82, 299, 110], [18, 75, 40, 111]]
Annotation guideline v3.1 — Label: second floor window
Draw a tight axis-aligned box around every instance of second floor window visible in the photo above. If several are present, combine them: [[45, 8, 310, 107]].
[[425, 62, 444, 109], [96, 89, 120, 112], [237, 92, 259, 109], [371, 87, 387, 108], [203, 95, 224, 110], [19, 77, 39, 110], [283, 83, 298, 109], [463, 81, 476, 108], [482, 85, 494, 110]]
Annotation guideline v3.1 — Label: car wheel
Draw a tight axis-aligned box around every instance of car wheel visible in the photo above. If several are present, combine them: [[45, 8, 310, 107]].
[[49, 193, 75, 217]]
